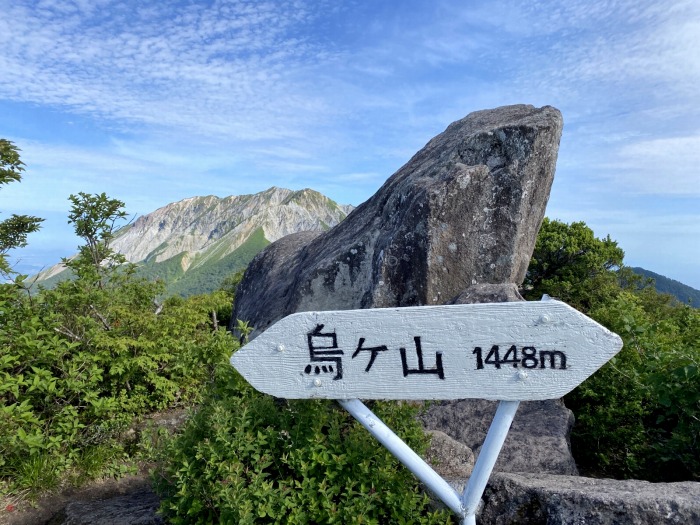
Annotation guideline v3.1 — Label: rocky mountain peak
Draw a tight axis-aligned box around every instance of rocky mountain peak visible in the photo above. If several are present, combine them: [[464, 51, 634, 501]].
[[36, 187, 353, 296]]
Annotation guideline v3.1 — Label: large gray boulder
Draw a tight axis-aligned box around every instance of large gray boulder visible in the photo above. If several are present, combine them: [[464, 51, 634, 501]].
[[480, 473, 700, 524], [423, 429, 476, 480], [420, 399, 578, 476], [233, 104, 563, 337]]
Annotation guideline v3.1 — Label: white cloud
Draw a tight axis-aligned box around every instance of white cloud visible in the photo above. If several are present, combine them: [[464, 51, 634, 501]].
[[1, 0, 699, 284], [602, 135, 700, 195], [0, 0, 333, 141]]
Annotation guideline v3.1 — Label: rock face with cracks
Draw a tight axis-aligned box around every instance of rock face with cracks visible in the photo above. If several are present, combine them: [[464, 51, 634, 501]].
[[233, 104, 563, 337], [480, 473, 700, 524], [420, 399, 578, 477]]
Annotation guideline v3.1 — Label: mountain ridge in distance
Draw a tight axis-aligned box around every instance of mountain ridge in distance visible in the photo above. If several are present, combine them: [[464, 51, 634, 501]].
[[35, 187, 353, 296], [33, 190, 699, 305], [630, 266, 700, 307]]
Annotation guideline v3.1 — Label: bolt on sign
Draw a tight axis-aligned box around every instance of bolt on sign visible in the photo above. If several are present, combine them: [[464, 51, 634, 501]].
[[231, 298, 623, 525], [231, 299, 623, 401]]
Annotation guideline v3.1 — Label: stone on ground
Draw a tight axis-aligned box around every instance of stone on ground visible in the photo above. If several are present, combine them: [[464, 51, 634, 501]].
[[480, 473, 700, 525], [420, 399, 578, 476]]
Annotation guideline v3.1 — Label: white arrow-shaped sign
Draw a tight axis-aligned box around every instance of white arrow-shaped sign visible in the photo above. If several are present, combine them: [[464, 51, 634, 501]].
[[230, 299, 623, 401]]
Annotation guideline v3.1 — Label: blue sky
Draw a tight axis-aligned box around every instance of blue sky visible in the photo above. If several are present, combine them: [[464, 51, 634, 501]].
[[1, 0, 699, 289]]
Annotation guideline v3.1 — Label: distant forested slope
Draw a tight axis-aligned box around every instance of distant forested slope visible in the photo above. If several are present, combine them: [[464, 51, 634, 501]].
[[631, 267, 700, 306]]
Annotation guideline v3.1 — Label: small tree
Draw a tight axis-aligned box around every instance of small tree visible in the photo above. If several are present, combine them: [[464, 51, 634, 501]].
[[63, 192, 127, 285], [523, 218, 625, 311], [0, 139, 43, 275]]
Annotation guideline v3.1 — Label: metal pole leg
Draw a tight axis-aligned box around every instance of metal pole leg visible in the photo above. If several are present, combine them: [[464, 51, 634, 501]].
[[461, 400, 520, 525], [339, 398, 465, 517]]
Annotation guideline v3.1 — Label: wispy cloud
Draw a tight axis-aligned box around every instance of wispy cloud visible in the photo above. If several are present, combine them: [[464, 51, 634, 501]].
[[0, 0, 334, 141], [602, 135, 700, 195], [1, 0, 699, 286]]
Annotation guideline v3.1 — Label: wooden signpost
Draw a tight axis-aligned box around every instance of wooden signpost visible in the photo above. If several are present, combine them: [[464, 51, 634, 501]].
[[231, 298, 622, 401], [231, 297, 623, 525]]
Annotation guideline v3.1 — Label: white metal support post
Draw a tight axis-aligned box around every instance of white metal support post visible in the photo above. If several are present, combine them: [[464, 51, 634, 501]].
[[460, 400, 520, 525], [339, 398, 465, 517], [340, 398, 520, 524]]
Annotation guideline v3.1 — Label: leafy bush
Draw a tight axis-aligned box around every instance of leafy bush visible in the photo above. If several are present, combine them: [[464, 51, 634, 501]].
[[527, 219, 699, 481], [523, 217, 625, 310], [153, 364, 453, 524], [0, 140, 44, 276], [0, 274, 235, 496], [567, 291, 700, 480], [0, 186, 239, 496]]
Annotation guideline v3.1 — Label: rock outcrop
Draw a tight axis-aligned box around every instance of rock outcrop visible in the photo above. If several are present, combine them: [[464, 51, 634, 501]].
[[420, 399, 578, 477], [480, 473, 700, 524], [49, 489, 162, 525], [233, 104, 563, 337], [224, 105, 700, 524], [232, 104, 577, 481], [423, 430, 476, 480]]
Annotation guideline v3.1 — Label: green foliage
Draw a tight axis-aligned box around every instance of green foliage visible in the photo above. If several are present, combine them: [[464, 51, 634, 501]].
[[130, 227, 269, 298], [567, 291, 700, 480], [63, 192, 128, 284], [523, 218, 624, 310], [1, 191, 239, 498], [0, 139, 25, 185], [136, 251, 189, 288], [0, 139, 43, 275], [527, 219, 700, 481], [219, 268, 246, 296], [167, 227, 270, 297], [153, 364, 453, 524], [1, 272, 235, 495]]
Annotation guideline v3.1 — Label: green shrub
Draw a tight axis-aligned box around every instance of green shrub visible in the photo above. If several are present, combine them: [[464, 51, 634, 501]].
[[523, 219, 699, 481], [0, 275, 236, 496], [153, 364, 453, 524], [565, 291, 700, 480]]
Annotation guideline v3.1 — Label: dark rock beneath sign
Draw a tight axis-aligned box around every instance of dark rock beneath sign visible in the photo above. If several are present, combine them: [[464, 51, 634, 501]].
[[48, 488, 162, 525], [423, 429, 475, 480], [232, 104, 563, 338], [421, 401, 580, 515], [420, 399, 578, 476], [480, 472, 700, 524]]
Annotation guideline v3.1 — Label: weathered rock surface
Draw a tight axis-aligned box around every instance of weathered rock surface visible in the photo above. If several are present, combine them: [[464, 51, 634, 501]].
[[420, 399, 578, 476], [49, 488, 162, 525], [109, 187, 350, 267], [1, 475, 159, 525], [480, 472, 700, 524], [449, 283, 524, 304], [233, 104, 563, 337], [423, 430, 475, 480]]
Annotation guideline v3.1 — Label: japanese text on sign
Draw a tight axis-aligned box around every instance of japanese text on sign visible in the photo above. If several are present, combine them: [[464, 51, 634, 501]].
[[303, 324, 445, 381]]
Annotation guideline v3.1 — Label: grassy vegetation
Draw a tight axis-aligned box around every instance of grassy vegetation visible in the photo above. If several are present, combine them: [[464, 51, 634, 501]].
[[166, 227, 269, 297], [524, 219, 700, 480], [153, 366, 454, 524], [39, 227, 271, 299]]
